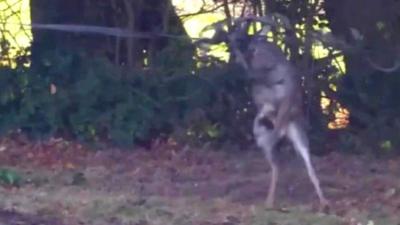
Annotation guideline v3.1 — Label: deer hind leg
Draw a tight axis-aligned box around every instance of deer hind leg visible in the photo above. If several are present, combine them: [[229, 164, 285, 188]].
[[264, 144, 279, 208], [253, 113, 280, 208], [286, 121, 328, 207]]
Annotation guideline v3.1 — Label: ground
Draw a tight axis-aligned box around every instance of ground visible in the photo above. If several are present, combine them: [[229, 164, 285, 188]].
[[0, 137, 399, 225]]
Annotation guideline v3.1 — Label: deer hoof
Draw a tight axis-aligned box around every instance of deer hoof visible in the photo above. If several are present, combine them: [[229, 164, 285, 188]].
[[319, 199, 330, 213], [265, 198, 274, 209]]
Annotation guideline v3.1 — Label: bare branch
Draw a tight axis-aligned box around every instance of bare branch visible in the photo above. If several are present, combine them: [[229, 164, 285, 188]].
[[178, 4, 225, 19], [122, 0, 136, 68], [309, 30, 400, 73], [222, 0, 233, 29]]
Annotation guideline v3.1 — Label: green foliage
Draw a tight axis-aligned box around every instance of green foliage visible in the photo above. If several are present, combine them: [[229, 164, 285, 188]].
[[174, 64, 254, 147], [0, 48, 253, 148], [0, 168, 22, 187], [335, 70, 400, 154]]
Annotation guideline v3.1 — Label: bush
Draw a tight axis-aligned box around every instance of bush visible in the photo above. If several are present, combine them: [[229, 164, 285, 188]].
[[0, 49, 254, 148], [335, 69, 400, 155]]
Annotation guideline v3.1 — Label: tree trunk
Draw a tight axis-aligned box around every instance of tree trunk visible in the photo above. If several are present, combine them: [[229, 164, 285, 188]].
[[30, 0, 192, 69]]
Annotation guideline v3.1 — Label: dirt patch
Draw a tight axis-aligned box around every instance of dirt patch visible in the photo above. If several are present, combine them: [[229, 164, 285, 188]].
[[0, 138, 400, 224]]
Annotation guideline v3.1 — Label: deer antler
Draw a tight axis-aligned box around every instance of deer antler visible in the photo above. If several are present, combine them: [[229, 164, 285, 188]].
[[195, 13, 293, 69]]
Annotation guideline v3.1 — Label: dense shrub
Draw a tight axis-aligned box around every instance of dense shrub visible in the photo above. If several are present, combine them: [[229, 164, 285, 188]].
[[0, 49, 254, 148], [335, 69, 400, 154]]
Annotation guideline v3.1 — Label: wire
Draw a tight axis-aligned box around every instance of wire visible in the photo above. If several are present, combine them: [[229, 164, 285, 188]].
[[1, 22, 200, 40]]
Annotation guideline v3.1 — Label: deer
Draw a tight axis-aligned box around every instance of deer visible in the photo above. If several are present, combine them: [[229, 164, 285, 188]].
[[197, 16, 329, 209], [246, 37, 329, 209]]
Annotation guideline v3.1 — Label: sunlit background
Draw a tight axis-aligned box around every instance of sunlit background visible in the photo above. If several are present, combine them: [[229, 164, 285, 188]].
[[0, 0, 31, 54]]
